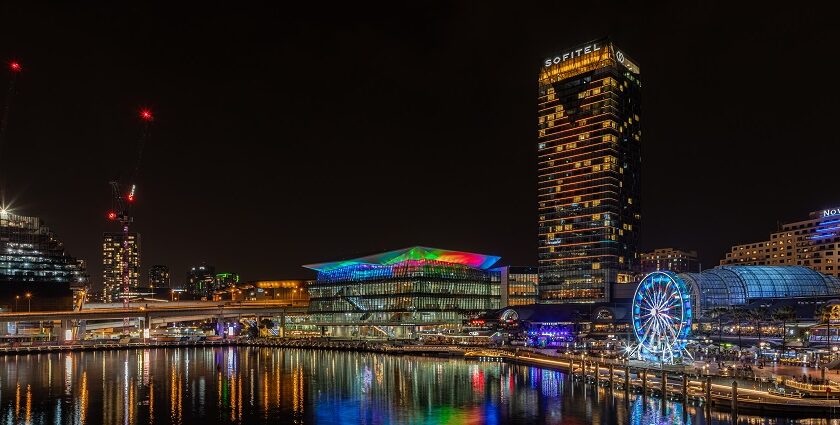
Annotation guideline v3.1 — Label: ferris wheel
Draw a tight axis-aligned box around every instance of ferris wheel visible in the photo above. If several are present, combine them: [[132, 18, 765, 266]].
[[631, 271, 693, 364]]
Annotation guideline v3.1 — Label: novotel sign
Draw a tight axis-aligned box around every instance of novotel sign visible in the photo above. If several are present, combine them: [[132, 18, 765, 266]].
[[544, 43, 602, 67], [824, 208, 840, 218]]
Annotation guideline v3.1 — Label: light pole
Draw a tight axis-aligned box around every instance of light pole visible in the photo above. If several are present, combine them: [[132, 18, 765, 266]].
[[14, 295, 19, 336], [26, 293, 31, 312]]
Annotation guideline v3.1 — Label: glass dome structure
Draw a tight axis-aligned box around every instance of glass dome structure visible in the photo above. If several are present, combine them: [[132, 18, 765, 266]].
[[679, 266, 840, 312]]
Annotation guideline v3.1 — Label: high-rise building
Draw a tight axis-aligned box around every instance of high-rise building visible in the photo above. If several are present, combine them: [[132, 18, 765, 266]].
[[0, 210, 88, 310], [148, 265, 170, 289], [721, 206, 840, 278], [102, 232, 140, 303], [538, 38, 642, 303], [187, 263, 215, 298], [640, 248, 700, 274]]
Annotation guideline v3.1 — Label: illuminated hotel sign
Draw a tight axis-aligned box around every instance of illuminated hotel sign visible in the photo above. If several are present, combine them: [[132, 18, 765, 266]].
[[544, 43, 602, 67], [824, 208, 840, 218]]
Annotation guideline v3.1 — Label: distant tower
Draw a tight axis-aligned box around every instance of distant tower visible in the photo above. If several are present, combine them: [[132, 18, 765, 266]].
[[538, 38, 642, 303], [102, 232, 141, 302], [187, 263, 215, 299], [148, 265, 170, 289]]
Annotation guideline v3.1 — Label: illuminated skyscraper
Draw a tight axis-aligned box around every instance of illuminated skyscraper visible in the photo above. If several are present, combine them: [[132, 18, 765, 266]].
[[538, 38, 641, 303], [0, 210, 88, 310], [102, 232, 140, 302]]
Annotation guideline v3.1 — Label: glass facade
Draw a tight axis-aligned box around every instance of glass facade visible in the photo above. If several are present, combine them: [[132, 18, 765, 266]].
[[305, 246, 501, 336], [1, 211, 88, 311], [679, 265, 840, 312], [538, 38, 642, 303], [0, 211, 87, 285]]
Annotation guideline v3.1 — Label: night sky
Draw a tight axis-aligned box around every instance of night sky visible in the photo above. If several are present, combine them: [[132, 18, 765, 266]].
[[0, 3, 837, 289]]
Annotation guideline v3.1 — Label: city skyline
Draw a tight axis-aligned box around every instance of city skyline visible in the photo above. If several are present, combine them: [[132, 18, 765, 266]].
[[0, 3, 837, 287]]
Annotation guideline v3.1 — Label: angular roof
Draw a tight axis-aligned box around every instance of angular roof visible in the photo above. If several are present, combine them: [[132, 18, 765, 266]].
[[303, 246, 501, 272]]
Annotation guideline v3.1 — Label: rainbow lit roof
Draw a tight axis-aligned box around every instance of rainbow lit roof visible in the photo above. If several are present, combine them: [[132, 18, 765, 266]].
[[303, 246, 501, 272]]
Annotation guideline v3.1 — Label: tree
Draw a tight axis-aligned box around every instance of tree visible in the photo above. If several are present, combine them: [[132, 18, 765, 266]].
[[730, 307, 748, 351], [817, 303, 839, 357], [771, 306, 797, 354], [748, 307, 770, 356], [705, 307, 731, 347]]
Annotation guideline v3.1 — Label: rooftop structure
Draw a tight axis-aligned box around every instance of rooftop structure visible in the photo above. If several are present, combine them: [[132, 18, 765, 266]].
[[680, 265, 840, 312]]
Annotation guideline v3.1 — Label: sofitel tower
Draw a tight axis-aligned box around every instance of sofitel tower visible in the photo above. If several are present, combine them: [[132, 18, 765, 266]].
[[537, 38, 641, 303]]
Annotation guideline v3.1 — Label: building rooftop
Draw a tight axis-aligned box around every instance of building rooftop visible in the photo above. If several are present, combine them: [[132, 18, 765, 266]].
[[680, 265, 840, 310], [303, 246, 501, 272]]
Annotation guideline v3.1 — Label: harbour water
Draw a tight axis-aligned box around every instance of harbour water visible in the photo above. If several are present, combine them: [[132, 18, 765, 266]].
[[0, 347, 834, 424]]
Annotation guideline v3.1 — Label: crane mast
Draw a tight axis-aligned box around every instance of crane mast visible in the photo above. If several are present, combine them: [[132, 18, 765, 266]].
[[107, 109, 152, 333]]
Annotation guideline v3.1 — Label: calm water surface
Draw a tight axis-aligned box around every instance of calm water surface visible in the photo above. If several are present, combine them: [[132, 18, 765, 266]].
[[0, 347, 836, 424]]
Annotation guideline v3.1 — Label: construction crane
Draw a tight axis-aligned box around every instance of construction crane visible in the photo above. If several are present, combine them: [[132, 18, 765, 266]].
[[0, 60, 23, 208], [107, 108, 153, 333]]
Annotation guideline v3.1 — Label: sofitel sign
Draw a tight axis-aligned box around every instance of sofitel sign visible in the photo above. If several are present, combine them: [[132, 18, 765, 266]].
[[824, 208, 840, 218], [544, 43, 602, 67]]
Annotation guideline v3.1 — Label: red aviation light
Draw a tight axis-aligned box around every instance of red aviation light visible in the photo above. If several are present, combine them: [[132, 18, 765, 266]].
[[140, 109, 153, 122], [9, 61, 21, 73], [107, 211, 117, 220]]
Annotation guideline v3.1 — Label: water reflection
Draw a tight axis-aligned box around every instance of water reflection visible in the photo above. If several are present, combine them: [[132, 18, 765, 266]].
[[0, 348, 836, 424]]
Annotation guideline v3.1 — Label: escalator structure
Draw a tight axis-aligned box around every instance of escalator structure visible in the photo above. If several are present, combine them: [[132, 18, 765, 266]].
[[335, 287, 395, 338]]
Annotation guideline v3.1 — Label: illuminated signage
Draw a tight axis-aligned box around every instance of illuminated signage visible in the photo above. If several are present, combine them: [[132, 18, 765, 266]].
[[824, 208, 840, 218], [544, 43, 602, 67]]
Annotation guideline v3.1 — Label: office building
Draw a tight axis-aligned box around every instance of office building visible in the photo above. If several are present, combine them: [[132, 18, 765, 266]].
[[214, 272, 239, 290], [304, 246, 501, 338], [491, 266, 539, 306], [721, 206, 840, 277], [187, 263, 215, 298], [102, 232, 140, 303], [538, 38, 642, 303], [241, 280, 310, 304], [148, 265, 170, 289], [640, 248, 699, 273], [0, 210, 88, 310]]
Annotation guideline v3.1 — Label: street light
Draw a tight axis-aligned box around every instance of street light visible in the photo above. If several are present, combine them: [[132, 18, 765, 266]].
[[25, 293, 31, 312], [15, 295, 19, 312]]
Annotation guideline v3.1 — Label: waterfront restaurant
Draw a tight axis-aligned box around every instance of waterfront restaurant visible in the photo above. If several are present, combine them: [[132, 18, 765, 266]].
[[304, 246, 502, 339]]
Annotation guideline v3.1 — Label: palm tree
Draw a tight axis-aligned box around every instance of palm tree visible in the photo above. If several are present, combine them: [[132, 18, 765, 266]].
[[771, 306, 796, 354], [817, 303, 839, 356], [705, 307, 730, 346], [748, 307, 769, 356], [730, 307, 748, 351]]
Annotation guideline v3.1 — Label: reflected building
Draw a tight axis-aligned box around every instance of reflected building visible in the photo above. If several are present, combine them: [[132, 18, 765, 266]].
[[304, 246, 501, 338], [538, 38, 642, 303]]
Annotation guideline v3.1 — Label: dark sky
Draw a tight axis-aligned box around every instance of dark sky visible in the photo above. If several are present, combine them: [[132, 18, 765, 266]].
[[1, 3, 837, 288]]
